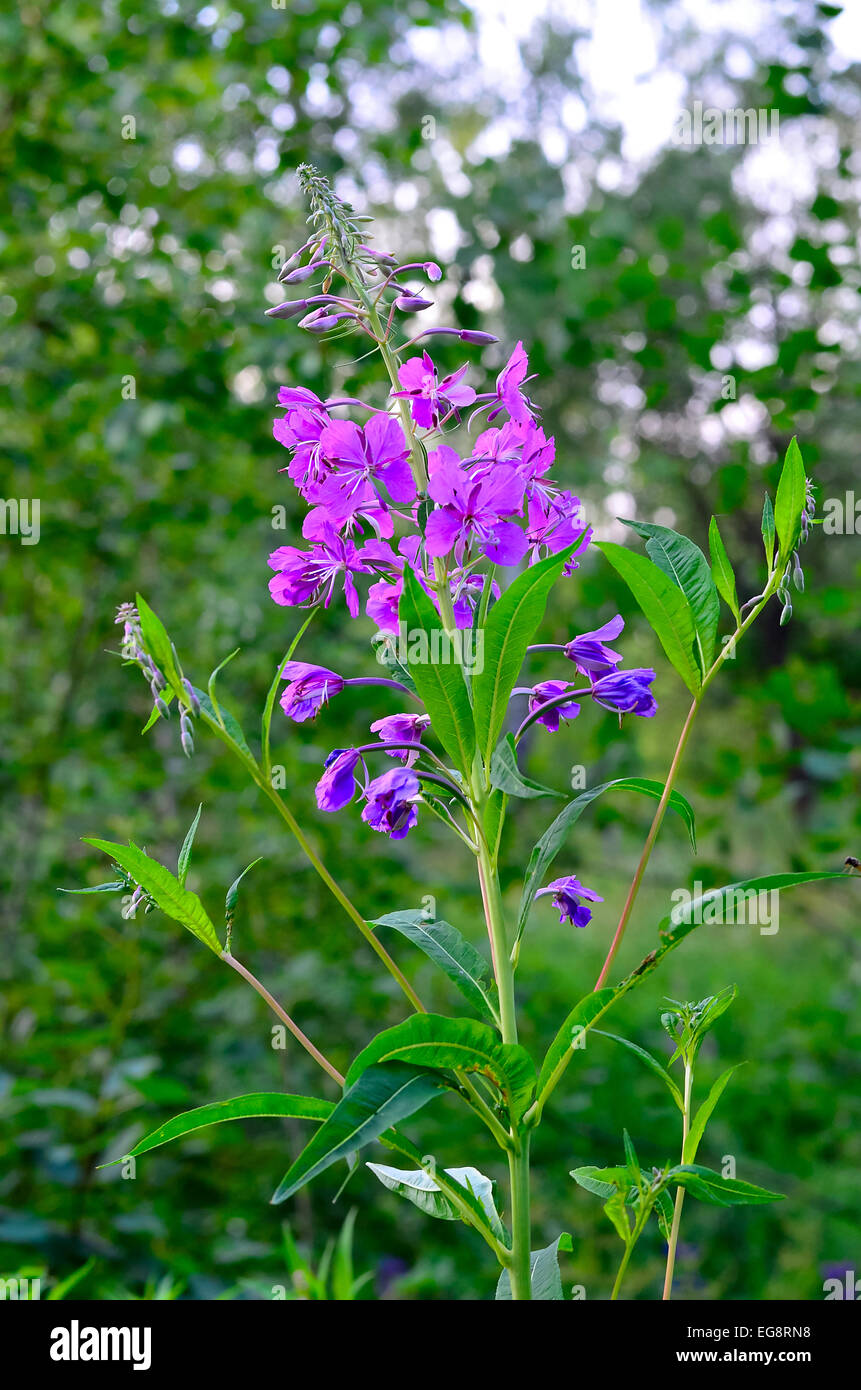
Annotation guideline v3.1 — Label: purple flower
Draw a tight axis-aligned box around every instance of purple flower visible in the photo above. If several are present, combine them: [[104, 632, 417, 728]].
[[361, 767, 421, 840], [369, 712, 431, 765], [367, 576, 402, 634], [316, 748, 362, 811], [488, 341, 535, 424], [279, 663, 345, 722], [268, 526, 370, 617], [535, 875, 604, 928], [391, 352, 476, 429], [592, 668, 658, 718], [525, 492, 591, 570], [273, 405, 333, 496], [527, 680, 581, 732], [425, 447, 527, 565], [318, 415, 416, 505], [564, 615, 625, 679]]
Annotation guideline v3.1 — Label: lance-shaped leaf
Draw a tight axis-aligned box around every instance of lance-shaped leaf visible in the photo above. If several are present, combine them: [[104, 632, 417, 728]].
[[367, 1161, 507, 1242], [489, 733, 565, 800], [708, 517, 740, 624], [473, 543, 580, 768], [376, 1128, 510, 1250], [495, 1233, 573, 1300], [592, 1030, 684, 1112], [517, 777, 696, 942], [620, 520, 720, 676], [570, 1165, 630, 1199], [82, 838, 222, 955], [98, 1093, 333, 1166], [345, 1013, 536, 1120], [761, 494, 776, 567], [271, 1063, 446, 1204], [775, 436, 807, 560], [370, 911, 498, 1024], [597, 541, 702, 695], [399, 569, 475, 775], [683, 1065, 743, 1164], [177, 804, 203, 887], [136, 593, 182, 689], [668, 1164, 784, 1206], [536, 989, 618, 1111]]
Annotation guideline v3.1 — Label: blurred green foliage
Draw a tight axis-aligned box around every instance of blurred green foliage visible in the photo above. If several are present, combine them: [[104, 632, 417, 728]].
[[1, 0, 858, 1299]]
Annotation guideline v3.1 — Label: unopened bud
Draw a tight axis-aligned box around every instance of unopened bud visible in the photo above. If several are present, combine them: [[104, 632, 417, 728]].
[[394, 294, 433, 312], [780, 600, 793, 626], [281, 260, 331, 285], [182, 678, 201, 716], [153, 692, 171, 719]]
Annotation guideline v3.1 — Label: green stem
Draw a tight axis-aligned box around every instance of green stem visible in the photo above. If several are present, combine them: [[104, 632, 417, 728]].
[[508, 1135, 532, 1300], [611, 1242, 634, 1301], [662, 1058, 692, 1300]]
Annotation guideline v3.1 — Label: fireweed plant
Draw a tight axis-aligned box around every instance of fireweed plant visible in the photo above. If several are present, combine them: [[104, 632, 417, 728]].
[[74, 167, 850, 1301]]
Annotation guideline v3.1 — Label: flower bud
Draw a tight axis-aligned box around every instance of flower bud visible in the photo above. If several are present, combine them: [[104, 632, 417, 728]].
[[281, 260, 330, 285], [265, 298, 310, 319], [153, 692, 171, 719], [394, 294, 433, 312], [182, 678, 201, 716]]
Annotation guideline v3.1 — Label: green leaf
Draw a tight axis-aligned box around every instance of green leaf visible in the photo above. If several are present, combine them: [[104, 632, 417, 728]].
[[345, 1013, 535, 1120], [669, 1164, 784, 1206], [597, 541, 702, 695], [761, 494, 776, 567], [621, 520, 720, 675], [623, 1128, 639, 1172], [684, 1065, 742, 1164], [774, 436, 806, 560], [495, 1233, 573, 1300], [271, 1063, 446, 1204], [82, 838, 222, 955], [473, 543, 580, 767], [517, 777, 696, 942], [593, 1030, 684, 1111], [58, 881, 126, 895], [135, 593, 182, 689], [708, 517, 740, 624], [99, 1093, 332, 1165], [225, 857, 263, 915], [489, 733, 565, 799], [603, 1190, 632, 1244], [570, 1165, 630, 1199], [376, 1128, 510, 1250], [399, 569, 475, 774], [370, 911, 499, 1023], [536, 988, 618, 1107], [142, 689, 174, 733], [192, 685, 253, 759], [177, 804, 203, 887], [367, 1161, 506, 1241]]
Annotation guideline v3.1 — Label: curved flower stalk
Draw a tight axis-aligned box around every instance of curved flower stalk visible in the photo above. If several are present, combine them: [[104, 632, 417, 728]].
[[72, 170, 853, 1303]]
